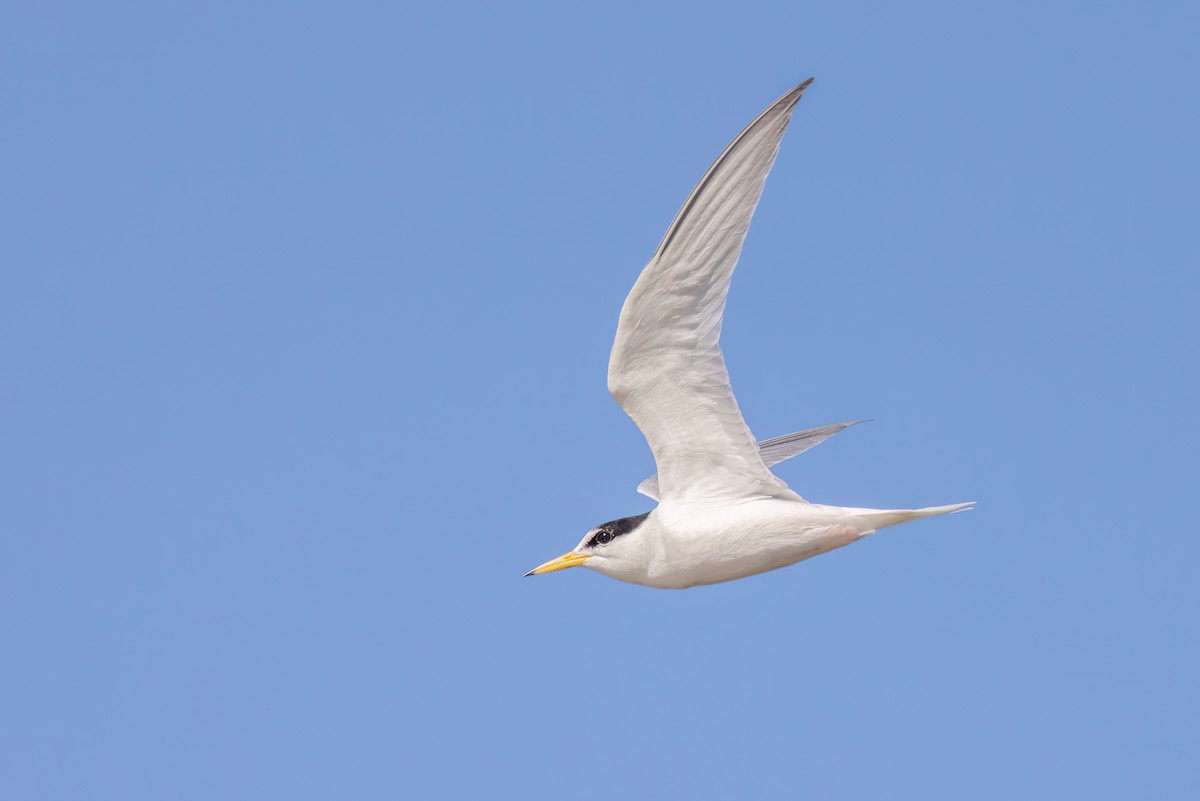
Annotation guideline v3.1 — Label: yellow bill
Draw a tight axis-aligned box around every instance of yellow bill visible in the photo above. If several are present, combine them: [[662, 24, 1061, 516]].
[[524, 551, 590, 576]]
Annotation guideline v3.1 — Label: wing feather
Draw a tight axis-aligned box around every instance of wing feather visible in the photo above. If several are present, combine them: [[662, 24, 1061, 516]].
[[609, 81, 813, 502], [635, 420, 864, 500]]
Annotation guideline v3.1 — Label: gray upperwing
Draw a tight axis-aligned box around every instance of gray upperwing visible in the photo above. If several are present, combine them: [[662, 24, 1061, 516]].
[[755, 420, 868, 467], [635, 420, 867, 500]]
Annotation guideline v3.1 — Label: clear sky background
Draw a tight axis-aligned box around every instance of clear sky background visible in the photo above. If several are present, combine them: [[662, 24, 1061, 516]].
[[3, 1, 1198, 798]]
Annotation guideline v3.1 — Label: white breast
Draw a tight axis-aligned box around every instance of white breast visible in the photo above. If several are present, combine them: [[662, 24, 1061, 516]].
[[603, 499, 866, 589]]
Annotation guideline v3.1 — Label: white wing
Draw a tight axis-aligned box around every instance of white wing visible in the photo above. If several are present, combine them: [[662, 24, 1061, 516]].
[[636, 420, 865, 501], [608, 80, 813, 503]]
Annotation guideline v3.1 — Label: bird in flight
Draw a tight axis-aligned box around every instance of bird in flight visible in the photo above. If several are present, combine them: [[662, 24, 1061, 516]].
[[526, 79, 971, 589]]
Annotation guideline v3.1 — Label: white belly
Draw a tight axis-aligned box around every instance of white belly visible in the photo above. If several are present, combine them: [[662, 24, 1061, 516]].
[[618, 499, 867, 589]]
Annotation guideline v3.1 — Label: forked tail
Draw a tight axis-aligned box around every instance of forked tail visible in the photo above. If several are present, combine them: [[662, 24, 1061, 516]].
[[855, 502, 974, 533]]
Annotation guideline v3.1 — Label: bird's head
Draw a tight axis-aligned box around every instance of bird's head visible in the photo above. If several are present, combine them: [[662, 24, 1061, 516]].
[[524, 512, 652, 580]]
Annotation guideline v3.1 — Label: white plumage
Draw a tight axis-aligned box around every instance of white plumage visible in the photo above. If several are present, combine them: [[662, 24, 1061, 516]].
[[526, 79, 971, 589]]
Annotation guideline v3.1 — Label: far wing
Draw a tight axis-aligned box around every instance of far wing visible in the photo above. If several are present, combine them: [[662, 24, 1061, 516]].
[[755, 420, 866, 467], [608, 80, 813, 502], [636, 420, 864, 501]]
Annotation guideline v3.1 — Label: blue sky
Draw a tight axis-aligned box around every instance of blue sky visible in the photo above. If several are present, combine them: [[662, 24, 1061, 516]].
[[2, 1, 1198, 798]]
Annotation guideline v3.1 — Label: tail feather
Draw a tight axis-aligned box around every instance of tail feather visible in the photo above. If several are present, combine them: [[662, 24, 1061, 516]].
[[855, 501, 974, 532]]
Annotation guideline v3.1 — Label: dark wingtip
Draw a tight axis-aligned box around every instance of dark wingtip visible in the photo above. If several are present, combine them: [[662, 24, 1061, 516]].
[[781, 78, 815, 110], [523, 569, 536, 578]]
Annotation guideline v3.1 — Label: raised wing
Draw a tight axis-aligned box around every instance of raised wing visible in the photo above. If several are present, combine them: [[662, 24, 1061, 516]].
[[608, 80, 813, 503], [636, 420, 865, 501]]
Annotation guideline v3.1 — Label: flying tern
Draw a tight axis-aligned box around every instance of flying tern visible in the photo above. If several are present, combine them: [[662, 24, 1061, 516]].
[[526, 79, 971, 589]]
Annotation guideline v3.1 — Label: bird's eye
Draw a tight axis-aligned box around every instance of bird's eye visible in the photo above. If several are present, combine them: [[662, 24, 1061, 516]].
[[595, 530, 612, 545]]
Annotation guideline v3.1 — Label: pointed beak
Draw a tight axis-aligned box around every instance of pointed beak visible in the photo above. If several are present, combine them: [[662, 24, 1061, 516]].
[[524, 551, 591, 577]]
